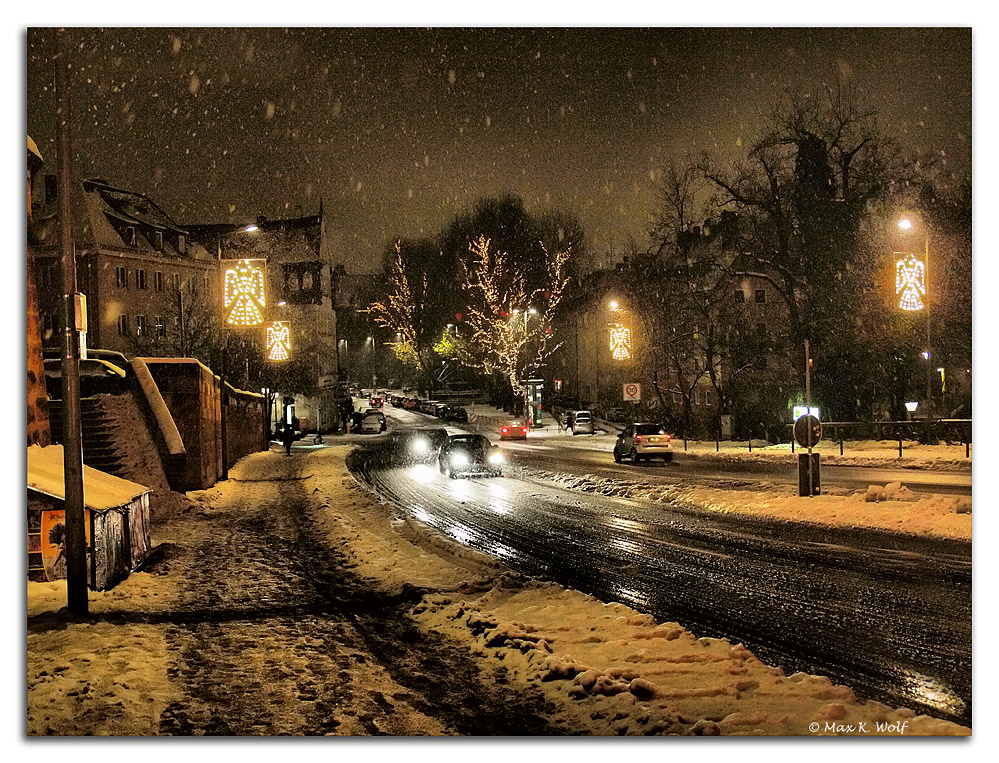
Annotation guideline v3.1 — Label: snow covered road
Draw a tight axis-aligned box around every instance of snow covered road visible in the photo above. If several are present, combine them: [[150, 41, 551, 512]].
[[356, 441, 972, 727]]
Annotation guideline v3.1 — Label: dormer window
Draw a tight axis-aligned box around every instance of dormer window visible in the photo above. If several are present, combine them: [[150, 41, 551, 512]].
[[124, 226, 137, 247], [154, 231, 164, 251], [177, 234, 186, 254]]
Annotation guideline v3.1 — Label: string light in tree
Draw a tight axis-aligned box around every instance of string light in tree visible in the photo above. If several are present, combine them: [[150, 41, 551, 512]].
[[222, 258, 267, 327], [265, 321, 291, 361], [895, 253, 926, 311]]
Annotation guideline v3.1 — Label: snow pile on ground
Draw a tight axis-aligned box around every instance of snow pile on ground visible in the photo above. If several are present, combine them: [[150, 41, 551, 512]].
[[517, 468, 971, 541], [412, 577, 967, 736], [668, 440, 972, 472], [26, 571, 179, 735]]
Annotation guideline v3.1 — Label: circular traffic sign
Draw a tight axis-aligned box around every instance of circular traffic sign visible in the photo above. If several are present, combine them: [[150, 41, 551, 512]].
[[793, 414, 822, 448], [625, 384, 638, 397]]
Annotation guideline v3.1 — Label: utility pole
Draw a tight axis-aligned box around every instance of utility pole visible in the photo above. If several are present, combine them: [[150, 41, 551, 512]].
[[805, 338, 815, 498], [55, 29, 89, 616]]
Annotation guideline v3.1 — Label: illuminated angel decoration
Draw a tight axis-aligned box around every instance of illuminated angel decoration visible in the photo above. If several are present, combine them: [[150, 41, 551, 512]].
[[610, 325, 632, 360], [223, 259, 266, 326], [895, 254, 925, 312], [266, 321, 291, 361]]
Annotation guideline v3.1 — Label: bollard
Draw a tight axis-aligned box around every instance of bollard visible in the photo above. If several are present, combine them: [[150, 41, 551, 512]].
[[898, 431, 903, 458], [966, 440, 970, 458], [748, 438, 752, 453], [716, 437, 719, 452], [840, 437, 844, 456]]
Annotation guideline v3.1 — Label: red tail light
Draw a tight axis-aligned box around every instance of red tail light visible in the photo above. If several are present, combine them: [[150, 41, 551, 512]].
[[521, 428, 528, 434], [666, 434, 672, 440], [501, 427, 508, 433], [635, 435, 642, 441]]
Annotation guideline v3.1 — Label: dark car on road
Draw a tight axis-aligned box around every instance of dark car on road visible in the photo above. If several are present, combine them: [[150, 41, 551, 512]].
[[438, 434, 504, 479], [391, 427, 450, 464], [442, 405, 469, 423]]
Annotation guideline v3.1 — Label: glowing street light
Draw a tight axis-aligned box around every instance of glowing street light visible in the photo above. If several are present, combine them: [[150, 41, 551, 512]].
[[607, 299, 631, 361], [897, 214, 933, 413]]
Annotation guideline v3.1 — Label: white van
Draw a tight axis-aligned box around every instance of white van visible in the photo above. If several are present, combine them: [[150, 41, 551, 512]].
[[570, 410, 594, 435]]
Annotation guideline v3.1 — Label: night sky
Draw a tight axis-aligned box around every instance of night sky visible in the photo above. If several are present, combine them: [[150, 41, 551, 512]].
[[26, 27, 971, 273]]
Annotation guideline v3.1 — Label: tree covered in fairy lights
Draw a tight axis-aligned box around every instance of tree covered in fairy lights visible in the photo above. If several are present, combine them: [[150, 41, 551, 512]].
[[365, 241, 437, 389], [456, 235, 572, 402]]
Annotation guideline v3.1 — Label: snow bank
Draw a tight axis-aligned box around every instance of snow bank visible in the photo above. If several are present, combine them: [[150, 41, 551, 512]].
[[516, 467, 971, 541], [412, 577, 968, 736]]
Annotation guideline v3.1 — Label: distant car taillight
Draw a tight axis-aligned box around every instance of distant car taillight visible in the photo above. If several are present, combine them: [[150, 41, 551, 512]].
[[521, 427, 528, 434], [501, 427, 508, 433], [635, 434, 642, 441]]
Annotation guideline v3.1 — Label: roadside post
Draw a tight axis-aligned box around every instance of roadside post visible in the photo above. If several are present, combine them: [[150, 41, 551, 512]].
[[795, 339, 821, 497]]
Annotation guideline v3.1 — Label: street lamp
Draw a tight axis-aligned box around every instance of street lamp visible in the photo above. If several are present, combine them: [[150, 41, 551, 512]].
[[608, 300, 631, 361], [897, 215, 932, 415]]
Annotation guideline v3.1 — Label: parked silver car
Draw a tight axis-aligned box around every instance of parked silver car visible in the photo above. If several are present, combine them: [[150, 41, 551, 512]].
[[569, 410, 594, 435]]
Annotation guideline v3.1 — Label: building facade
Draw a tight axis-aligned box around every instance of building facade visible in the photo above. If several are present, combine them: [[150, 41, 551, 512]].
[[30, 176, 218, 357], [549, 219, 791, 440]]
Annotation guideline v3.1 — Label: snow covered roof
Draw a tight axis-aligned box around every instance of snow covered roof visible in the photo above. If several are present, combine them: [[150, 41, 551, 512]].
[[27, 445, 151, 511]]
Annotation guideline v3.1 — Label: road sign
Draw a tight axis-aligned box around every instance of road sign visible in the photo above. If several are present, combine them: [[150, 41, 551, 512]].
[[623, 383, 641, 401], [793, 414, 822, 448]]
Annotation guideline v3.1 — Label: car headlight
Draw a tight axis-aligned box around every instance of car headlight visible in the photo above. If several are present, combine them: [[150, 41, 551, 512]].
[[450, 452, 469, 467], [412, 437, 429, 454], [488, 452, 504, 465]]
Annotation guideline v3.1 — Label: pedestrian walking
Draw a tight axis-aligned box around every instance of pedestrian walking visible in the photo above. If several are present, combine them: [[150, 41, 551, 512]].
[[281, 425, 295, 456]]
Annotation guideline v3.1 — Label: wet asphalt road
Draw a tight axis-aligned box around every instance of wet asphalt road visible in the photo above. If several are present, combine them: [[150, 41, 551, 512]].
[[353, 409, 971, 727]]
